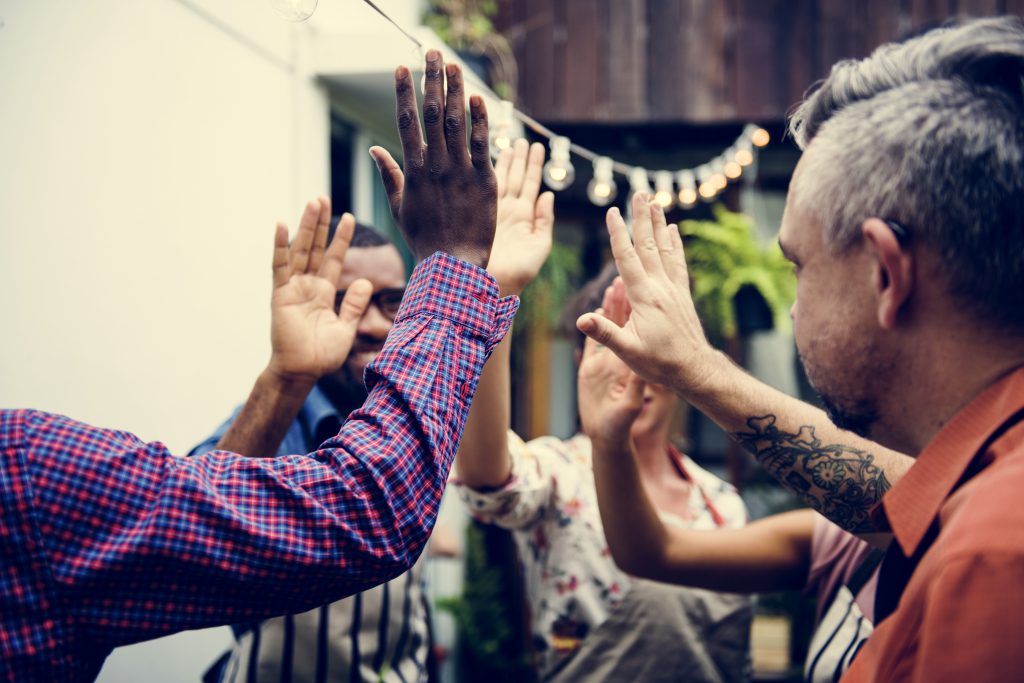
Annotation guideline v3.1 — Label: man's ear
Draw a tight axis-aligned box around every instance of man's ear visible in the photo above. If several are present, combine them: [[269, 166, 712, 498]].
[[862, 218, 914, 330]]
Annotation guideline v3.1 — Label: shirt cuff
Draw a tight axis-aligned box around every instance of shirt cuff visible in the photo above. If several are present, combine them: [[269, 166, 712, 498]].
[[395, 251, 518, 349]]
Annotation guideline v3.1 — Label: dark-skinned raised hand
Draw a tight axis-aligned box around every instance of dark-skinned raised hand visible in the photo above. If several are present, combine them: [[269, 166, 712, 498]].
[[369, 50, 497, 269]]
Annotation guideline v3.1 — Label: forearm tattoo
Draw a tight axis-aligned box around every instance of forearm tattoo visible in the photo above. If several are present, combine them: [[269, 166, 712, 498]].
[[732, 415, 891, 532]]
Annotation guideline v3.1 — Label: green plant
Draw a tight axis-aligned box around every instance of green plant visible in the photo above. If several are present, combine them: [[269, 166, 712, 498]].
[[423, 0, 499, 51], [514, 241, 583, 340], [682, 204, 796, 341], [422, 0, 518, 100], [436, 523, 535, 680]]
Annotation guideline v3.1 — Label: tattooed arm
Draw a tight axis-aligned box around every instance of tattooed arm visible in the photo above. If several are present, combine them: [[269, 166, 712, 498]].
[[577, 198, 913, 535], [730, 410, 901, 533]]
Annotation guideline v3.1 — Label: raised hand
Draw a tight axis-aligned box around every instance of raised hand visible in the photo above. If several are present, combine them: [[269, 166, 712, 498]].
[[267, 198, 373, 386], [488, 139, 555, 295], [576, 192, 720, 395], [577, 280, 645, 446], [369, 50, 497, 268]]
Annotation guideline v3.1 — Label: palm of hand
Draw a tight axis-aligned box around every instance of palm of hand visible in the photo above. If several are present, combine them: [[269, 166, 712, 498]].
[[578, 345, 643, 442], [271, 274, 352, 380], [490, 195, 553, 291], [488, 140, 555, 293]]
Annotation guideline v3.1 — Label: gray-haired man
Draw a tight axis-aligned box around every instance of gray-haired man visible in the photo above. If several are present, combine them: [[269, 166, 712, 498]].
[[579, 17, 1024, 682]]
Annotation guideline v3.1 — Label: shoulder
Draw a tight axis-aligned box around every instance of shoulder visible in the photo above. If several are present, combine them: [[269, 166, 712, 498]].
[[940, 446, 1024, 559], [515, 432, 593, 467]]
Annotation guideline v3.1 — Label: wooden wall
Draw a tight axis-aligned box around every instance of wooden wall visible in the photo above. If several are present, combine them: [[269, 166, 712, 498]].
[[495, 0, 1024, 123]]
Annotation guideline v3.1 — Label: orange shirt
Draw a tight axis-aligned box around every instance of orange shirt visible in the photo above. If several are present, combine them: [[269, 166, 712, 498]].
[[842, 366, 1024, 682]]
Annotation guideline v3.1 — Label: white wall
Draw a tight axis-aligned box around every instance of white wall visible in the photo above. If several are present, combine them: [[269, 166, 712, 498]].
[[0, 0, 333, 679]]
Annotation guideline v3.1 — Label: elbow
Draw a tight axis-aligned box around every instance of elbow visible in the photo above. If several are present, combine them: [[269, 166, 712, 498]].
[[607, 540, 661, 580]]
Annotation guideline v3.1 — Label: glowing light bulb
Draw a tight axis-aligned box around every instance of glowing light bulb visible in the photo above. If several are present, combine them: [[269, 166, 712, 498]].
[[751, 127, 770, 147], [269, 0, 318, 21], [543, 136, 575, 190], [710, 159, 727, 191], [735, 140, 754, 167], [676, 170, 697, 208], [696, 164, 717, 202], [724, 161, 743, 179], [629, 167, 649, 193], [586, 156, 618, 206], [654, 170, 675, 209], [490, 100, 515, 158]]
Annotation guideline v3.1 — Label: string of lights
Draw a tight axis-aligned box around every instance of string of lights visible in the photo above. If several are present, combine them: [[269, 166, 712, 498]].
[[270, 0, 771, 208]]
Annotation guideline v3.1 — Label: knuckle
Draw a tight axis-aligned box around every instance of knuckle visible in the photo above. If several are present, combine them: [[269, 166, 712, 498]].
[[470, 134, 489, 157], [397, 111, 417, 131], [444, 114, 463, 136], [422, 102, 442, 125]]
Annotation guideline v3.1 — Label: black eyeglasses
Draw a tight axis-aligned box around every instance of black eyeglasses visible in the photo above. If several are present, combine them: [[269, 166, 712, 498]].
[[885, 220, 911, 246], [334, 287, 405, 320]]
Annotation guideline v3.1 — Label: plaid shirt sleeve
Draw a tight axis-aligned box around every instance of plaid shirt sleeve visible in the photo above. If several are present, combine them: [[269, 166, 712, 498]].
[[0, 252, 516, 678]]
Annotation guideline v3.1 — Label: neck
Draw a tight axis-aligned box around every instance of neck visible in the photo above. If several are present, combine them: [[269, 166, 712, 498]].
[[631, 425, 674, 480], [877, 326, 1024, 453]]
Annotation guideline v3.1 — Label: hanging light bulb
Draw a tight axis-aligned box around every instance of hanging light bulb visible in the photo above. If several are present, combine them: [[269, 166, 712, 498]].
[[751, 127, 771, 147], [490, 101, 515, 158], [269, 0, 318, 21], [654, 171, 676, 210], [735, 139, 755, 167], [676, 170, 697, 208], [724, 159, 743, 179], [696, 164, 717, 201], [543, 136, 575, 190], [710, 159, 728, 191], [586, 156, 618, 206], [629, 167, 651, 198]]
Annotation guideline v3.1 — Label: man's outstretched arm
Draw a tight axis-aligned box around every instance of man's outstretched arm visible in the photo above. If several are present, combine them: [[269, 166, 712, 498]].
[[8, 53, 515, 651], [577, 193, 912, 533]]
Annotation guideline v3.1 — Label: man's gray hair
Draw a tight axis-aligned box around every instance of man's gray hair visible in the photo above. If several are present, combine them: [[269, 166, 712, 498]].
[[788, 16, 1024, 330]]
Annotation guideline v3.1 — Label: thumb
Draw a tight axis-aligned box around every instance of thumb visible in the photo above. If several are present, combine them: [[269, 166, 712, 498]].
[[535, 191, 555, 233], [369, 146, 404, 221], [337, 278, 372, 325], [577, 312, 633, 358]]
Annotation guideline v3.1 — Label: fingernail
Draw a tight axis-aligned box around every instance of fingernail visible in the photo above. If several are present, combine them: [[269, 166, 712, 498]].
[[426, 49, 440, 62], [395, 66, 409, 79], [445, 64, 457, 77]]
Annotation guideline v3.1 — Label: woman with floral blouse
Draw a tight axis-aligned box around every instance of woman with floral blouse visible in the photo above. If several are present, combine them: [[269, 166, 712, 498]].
[[453, 140, 752, 682]]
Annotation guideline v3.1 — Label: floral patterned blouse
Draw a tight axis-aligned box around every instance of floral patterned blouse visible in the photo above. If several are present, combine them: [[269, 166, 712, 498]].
[[453, 432, 748, 677]]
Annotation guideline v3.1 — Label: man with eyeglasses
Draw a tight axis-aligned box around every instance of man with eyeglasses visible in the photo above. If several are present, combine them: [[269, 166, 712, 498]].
[[190, 210, 433, 682]]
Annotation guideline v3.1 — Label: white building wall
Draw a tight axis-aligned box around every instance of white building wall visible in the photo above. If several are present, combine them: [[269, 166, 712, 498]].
[[0, 0, 335, 679]]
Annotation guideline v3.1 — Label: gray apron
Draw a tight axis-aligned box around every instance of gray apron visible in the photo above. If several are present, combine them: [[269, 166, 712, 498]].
[[546, 578, 752, 683]]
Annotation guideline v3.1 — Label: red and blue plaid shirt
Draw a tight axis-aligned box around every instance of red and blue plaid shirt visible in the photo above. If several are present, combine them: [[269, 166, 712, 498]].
[[0, 252, 516, 682]]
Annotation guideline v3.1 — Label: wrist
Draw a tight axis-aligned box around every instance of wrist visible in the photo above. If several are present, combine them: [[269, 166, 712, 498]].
[[590, 428, 632, 456], [261, 362, 317, 399], [671, 348, 739, 404]]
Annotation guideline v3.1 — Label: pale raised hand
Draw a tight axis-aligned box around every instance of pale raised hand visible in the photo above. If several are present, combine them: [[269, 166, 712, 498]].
[[576, 192, 721, 395], [577, 279, 645, 446], [266, 197, 372, 386], [488, 139, 555, 295], [369, 50, 497, 268]]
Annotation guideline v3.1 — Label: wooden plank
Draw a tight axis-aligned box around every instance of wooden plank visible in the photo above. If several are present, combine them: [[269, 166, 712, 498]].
[[957, 0, 1003, 15], [563, 0, 599, 120], [733, 0, 791, 121], [646, 0, 686, 120], [606, 0, 647, 120], [782, 0, 818, 118], [678, 0, 731, 121], [910, 0, 957, 29], [592, 0, 612, 120], [519, 0, 556, 117]]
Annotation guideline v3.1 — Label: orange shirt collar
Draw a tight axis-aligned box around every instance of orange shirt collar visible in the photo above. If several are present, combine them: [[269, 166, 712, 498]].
[[881, 365, 1024, 556]]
